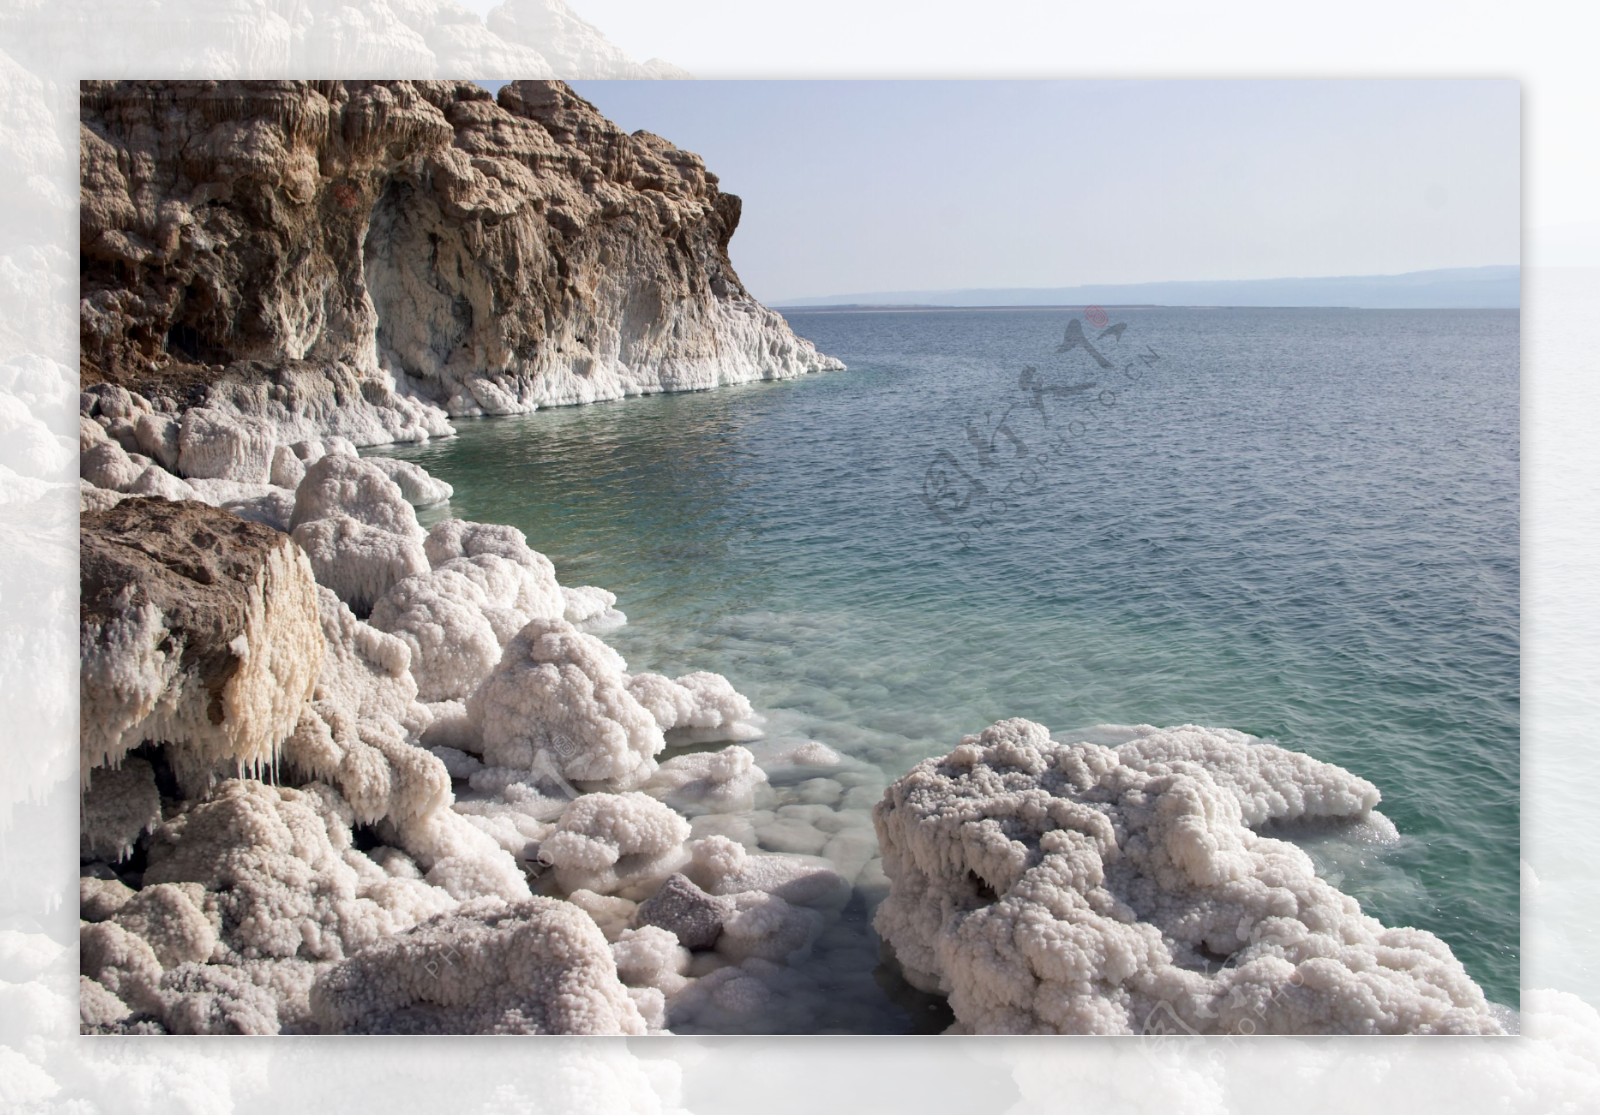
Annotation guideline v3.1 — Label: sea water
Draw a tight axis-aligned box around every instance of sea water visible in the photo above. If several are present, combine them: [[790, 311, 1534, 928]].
[[370, 306, 1519, 1030]]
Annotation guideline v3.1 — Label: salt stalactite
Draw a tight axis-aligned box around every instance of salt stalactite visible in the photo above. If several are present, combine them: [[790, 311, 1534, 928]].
[[871, 718, 1507, 1035], [79, 498, 325, 790]]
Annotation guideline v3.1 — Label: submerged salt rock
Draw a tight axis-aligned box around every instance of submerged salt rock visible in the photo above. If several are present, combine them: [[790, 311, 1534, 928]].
[[79, 498, 324, 789], [308, 896, 648, 1035], [872, 718, 1506, 1035], [641, 746, 768, 816], [468, 617, 664, 790]]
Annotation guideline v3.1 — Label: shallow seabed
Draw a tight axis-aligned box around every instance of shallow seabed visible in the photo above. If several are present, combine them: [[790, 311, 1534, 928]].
[[372, 306, 1520, 1028]]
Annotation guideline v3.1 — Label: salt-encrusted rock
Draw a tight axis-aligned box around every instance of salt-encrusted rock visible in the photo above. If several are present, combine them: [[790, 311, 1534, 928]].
[[110, 882, 217, 969], [685, 836, 852, 913], [81, 80, 841, 429], [79, 498, 324, 788], [134, 411, 181, 472], [80, 919, 163, 1016], [538, 792, 691, 899], [872, 718, 1506, 1035], [308, 896, 649, 1035], [79, 976, 134, 1030], [366, 456, 452, 507], [368, 569, 503, 702], [632, 872, 731, 951], [641, 746, 768, 816], [611, 924, 690, 1028], [422, 520, 565, 619], [155, 961, 281, 1035], [176, 407, 275, 482], [468, 617, 665, 790], [80, 875, 136, 922], [291, 454, 423, 539], [561, 584, 626, 629], [627, 671, 759, 739], [80, 756, 162, 862], [567, 890, 639, 942], [291, 514, 429, 617], [126, 463, 197, 501], [80, 479, 126, 514]]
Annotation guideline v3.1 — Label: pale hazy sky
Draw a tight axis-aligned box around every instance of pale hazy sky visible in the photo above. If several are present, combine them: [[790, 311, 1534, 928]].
[[485, 80, 1519, 305]]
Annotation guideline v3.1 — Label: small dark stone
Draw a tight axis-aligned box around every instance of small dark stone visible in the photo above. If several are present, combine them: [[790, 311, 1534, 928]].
[[632, 872, 732, 951]]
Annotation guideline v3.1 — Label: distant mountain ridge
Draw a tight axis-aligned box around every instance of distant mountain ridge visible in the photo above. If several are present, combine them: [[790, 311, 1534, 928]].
[[780, 265, 1520, 310]]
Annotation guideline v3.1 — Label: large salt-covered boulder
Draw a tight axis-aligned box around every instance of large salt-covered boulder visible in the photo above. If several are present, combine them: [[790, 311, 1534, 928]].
[[872, 718, 1506, 1035], [467, 617, 665, 790], [80, 498, 325, 788], [308, 896, 649, 1035], [176, 407, 276, 483]]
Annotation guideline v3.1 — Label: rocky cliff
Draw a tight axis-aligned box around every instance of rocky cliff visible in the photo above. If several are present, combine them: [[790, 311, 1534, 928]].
[[80, 78, 840, 433]]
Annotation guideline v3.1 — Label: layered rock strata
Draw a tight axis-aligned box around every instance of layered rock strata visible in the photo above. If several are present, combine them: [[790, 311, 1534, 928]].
[[79, 78, 841, 445]]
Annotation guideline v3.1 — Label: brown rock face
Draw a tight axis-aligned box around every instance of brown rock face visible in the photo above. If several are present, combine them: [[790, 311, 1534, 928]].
[[80, 79, 840, 420], [80, 498, 324, 787]]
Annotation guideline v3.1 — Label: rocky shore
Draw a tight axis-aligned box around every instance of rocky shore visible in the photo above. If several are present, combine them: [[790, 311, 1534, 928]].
[[78, 78, 1502, 1037], [78, 78, 850, 1035]]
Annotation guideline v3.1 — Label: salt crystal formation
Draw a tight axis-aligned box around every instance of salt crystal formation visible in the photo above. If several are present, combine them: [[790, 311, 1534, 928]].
[[76, 78, 1500, 1038], [872, 719, 1506, 1035]]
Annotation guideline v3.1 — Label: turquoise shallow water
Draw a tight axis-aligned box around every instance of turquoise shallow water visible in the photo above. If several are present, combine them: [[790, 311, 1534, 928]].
[[373, 306, 1520, 1018]]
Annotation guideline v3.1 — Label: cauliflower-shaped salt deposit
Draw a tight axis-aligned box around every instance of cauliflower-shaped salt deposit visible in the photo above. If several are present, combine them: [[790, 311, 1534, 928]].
[[872, 718, 1506, 1035], [538, 791, 691, 898], [307, 896, 648, 1035], [467, 618, 665, 790], [290, 453, 422, 539], [291, 514, 429, 616]]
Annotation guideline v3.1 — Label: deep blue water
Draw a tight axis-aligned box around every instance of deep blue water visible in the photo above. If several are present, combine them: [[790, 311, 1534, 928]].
[[374, 306, 1520, 1014]]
